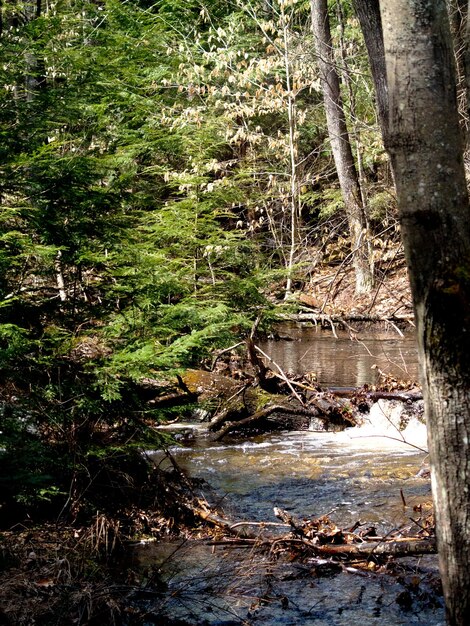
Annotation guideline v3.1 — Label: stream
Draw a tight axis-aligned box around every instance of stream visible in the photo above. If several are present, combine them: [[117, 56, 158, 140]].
[[133, 329, 444, 626], [260, 324, 420, 387]]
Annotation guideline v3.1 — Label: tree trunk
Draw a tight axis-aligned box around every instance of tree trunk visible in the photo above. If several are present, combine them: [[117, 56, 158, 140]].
[[311, 0, 374, 295], [380, 1, 470, 624], [351, 0, 389, 148], [281, 2, 300, 299], [54, 250, 67, 302], [447, 0, 469, 142]]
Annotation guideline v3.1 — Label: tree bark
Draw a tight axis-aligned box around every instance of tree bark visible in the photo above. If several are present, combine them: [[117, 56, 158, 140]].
[[380, 1, 470, 624], [281, 1, 301, 299], [447, 0, 469, 142], [311, 0, 374, 295], [351, 0, 389, 148]]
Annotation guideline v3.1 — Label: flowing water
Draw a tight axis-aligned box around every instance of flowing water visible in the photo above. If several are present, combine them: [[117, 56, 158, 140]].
[[133, 330, 444, 625]]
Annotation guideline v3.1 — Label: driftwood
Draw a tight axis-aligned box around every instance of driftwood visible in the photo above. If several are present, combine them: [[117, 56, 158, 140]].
[[302, 538, 437, 558], [207, 384, 251, 432], [272, 507, 435, 558], [147, 339, 423, 439], [209, 386, 358, 439], [254, 345, 304, 403], [200, 370, 422, 439], [191, 503, 289, 541], [148, 391, 195, 408], [327, 387, 423, 403], [285, 312, 415, 327], [208, 340, 360, 438], [185, 497, 436, 562], [213, 403, 328, 441]]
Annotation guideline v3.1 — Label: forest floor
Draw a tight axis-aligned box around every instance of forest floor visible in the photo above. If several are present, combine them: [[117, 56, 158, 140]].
[[298, 260, 413, 320]]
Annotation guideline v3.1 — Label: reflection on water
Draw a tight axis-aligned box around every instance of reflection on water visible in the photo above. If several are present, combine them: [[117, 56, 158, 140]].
[[259, 325, 419, 387]]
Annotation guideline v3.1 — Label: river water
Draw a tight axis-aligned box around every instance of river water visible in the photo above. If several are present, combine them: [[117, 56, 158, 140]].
[[259, 324, 420, 387], [135, 329, 444, 626]]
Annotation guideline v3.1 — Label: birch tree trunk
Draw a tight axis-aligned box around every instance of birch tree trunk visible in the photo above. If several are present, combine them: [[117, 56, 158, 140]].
[[311, 0, 374, 295], [380, 2, 470, 624]]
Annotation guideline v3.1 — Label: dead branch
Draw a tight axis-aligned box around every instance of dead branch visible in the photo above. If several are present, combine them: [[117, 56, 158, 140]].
[[189, 503, 280, 541], [210, 341, 245, 372], [285, 312, 414, 328], [328, 388, 423, 402], [297, 537, 437, 559], [246, 337, 270, 387], [213, 404, 327, 441], [254, 345, 305, 404], [187, 501, 437, 561], [148, 391, 194, 407], [207, 383, 249, 432]]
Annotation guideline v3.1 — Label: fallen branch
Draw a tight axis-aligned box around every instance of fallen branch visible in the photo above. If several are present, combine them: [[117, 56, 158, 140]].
[[213, 404, 327, 441], [254, 344, 304, 404], [295, 537, 437, 559], [210, 341, 244, 372], [189, 503, 283, 541], [284, 312, 414, 328], [207, 383, 250, 432], [328, 387, 423, 402], [148, 391, 194, 407], [188, 502, 437, 561]]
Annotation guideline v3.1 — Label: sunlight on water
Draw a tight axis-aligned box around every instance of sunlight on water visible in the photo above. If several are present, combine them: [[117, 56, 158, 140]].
[[338, 400, 428, 453], [144, 402, 441, 626], [154, 400, 430, 532], [142, 332, 443, 625]]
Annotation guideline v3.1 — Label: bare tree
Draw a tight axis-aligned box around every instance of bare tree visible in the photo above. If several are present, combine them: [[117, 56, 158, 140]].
[[380, 1, 470, 624], [311, 0, 374, 294]]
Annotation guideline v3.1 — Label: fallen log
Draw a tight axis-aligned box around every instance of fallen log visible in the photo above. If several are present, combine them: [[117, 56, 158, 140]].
[[300, 537, 437, 559], [207, 384, 250, 432], [213, 404, 328, 441], [185, 498, 437, 561], [148, 391, 195, 408], [271, 506, 436, 558], [328, 387, 423, 403], [189, 503, 288, 540], [193, 506, 437, 560], [283, 312, 415, 327]]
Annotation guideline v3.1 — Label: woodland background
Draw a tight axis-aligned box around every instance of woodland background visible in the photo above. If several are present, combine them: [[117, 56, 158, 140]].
[[0, 0, 411, 521]]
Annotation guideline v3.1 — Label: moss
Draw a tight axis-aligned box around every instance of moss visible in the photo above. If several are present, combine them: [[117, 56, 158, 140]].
[[243, 387, 284, 414]]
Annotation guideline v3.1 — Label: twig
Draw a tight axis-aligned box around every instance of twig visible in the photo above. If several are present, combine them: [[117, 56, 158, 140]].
[[210, 341, 244, 371], [400, 489, 407, 507], [229, 521, 290, 530], [254, 345, 304, 404], [387, 319, 405, 337], [348, 433, 428, 454]]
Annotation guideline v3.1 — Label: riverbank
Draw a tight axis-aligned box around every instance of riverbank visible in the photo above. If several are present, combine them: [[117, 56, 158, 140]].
[[297, 247, 413, 321], [0, 379, 439, 625]]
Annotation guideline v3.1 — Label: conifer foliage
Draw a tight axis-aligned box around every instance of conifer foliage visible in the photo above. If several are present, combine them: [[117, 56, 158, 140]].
[[0, 0, 379, 518]]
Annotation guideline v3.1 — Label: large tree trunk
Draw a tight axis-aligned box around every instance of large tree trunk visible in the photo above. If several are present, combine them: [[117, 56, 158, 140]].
[[380, 1, 470, 624], [310, 0, 374, 295]]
